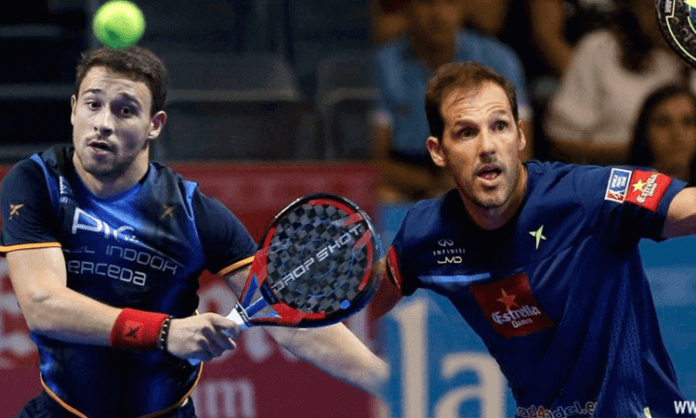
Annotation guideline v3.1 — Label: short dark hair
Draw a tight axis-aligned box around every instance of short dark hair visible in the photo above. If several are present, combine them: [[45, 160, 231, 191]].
[[75, 46, 169, 116], [630, 84, 696, 167], [424, 61, 519, 140]]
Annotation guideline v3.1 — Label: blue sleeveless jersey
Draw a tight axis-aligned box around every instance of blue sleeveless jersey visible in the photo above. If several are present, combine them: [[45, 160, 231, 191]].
[[0, 147, 257, 417], [387, 161, 693, 418]]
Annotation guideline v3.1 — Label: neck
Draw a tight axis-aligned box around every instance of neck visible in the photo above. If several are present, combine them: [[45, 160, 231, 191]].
[[464, 163, 528, 230], [73, 152, 149, 198]]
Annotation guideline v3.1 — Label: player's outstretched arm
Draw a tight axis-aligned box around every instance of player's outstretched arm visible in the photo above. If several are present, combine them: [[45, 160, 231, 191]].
[[662, 187, 696, 238], [7, 246, 237, 361]]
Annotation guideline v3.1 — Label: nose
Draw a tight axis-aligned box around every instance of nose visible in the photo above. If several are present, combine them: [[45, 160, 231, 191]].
[[95, 107, 115, 137], [479, 129, 497, 158]]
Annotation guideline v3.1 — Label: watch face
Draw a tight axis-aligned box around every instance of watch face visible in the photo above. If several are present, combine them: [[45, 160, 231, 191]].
[[656, 0, 696, 67]]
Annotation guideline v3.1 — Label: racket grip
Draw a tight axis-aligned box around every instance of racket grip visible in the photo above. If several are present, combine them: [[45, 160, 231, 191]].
[[225, 306, 250, 332], [187, 306, 250, 366]]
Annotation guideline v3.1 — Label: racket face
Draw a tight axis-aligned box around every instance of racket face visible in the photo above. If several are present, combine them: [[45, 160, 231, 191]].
[[656, 0, 696, 68], [252, 193, 382, 327]]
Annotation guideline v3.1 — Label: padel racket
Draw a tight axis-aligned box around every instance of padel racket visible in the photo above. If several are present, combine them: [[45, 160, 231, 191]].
[[190, 193, 383, 365], [656, 0, 696, 68]]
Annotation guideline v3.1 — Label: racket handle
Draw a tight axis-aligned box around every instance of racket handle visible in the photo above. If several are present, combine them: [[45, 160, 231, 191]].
[[187, 306, 250, 366], [225, 305, 250, 332]]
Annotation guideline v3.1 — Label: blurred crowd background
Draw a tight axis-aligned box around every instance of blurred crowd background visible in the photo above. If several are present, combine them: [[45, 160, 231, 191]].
[[3, 0, 696, 203]]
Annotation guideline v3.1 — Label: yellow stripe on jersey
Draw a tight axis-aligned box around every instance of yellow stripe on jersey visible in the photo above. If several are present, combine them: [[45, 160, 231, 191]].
[[0, 242, 61, 253], [217, 255, 255, 276]]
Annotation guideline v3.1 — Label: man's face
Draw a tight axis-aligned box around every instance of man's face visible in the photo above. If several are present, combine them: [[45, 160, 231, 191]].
[[408, 0, 463, 47], [427, 82, 526, 210], [70, 66, 163, 181]]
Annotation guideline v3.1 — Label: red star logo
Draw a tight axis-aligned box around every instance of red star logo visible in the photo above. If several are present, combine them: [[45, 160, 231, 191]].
[[124, 321, 142, 340], [496, 288, 518, 311]]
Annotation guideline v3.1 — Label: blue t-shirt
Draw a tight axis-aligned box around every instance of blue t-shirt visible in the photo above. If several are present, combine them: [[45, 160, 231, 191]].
[[387, 161, 693, 417], [374, 29, 531, 162], [0, 146, 257, 417]]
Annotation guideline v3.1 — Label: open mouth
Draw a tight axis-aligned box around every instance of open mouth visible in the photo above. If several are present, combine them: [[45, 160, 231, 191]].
[[477, 165, 502, 181], [88, 141, 111, 152]]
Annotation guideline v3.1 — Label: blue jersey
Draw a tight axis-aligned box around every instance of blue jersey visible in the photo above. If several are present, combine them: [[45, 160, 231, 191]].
[[0, 146, 257, 417], [386, 161, 693, 417]]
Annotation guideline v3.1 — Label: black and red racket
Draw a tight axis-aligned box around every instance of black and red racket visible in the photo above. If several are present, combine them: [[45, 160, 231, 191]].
[[191, 193, 382, 364], [656, 0, 696, 68]]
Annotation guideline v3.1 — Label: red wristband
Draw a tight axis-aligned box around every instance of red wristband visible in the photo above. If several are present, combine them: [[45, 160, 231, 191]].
[[110, 308, 169, 350]]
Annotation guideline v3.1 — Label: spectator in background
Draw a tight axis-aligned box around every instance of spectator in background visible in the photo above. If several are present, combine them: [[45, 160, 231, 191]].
[[372, 0, 532, 203], [630, 85, 696, 183], [528, 0, 616, 78], [543, 0, 692, 166], [461, 0, 512, 37], [524, 0, 617, 141], [371, 0, 409, 44], [370, 0, 513, 44]]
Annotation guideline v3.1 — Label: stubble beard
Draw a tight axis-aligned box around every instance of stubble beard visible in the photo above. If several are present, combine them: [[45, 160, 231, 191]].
[[457, 161, 519, 210]]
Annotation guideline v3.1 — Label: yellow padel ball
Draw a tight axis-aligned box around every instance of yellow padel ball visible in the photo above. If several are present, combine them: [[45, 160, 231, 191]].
[[93, 1, 145, 49]]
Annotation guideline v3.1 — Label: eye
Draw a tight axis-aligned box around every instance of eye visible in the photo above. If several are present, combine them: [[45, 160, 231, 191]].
[[455, 126, 477, 138], [492, 120, 509, 131], [86, 100, 101, 110], [115, 103, 139, 118]]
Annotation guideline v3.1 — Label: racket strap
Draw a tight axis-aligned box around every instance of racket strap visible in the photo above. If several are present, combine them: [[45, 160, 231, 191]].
[[110, 308, 169, 350]]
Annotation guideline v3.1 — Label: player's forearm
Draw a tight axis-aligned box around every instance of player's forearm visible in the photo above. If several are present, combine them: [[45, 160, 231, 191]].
[[267, 324, 389, 397], [663, 187, 696, 238], [17, 284, 120, 345], [7, 248, 120, 345]]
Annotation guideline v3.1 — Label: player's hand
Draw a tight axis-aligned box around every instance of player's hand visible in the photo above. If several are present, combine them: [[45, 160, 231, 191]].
[[166, 313, 241, 363]]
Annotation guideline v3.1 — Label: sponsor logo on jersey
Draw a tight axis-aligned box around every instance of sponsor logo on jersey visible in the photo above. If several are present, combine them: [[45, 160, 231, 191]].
[[432, 238, 466, 258], [529, 225, 546, 249], [8, 204, 24, 220], [160, 204, 176, 220], [58, 175, 76, 204], [436, 255, 463, 264], [470, 273, 554, 338], [604, 168, 632, 203], [72, 207, 139, 244], [625, 170, 672, 212], [517, 401, 597, 418], [644, 406, 653, 418]]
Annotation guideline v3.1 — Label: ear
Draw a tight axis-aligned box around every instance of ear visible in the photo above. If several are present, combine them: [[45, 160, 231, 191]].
[[516, 119, 527, 153], [426, 136, 447, 168], [70, 95, 77, 126], [147, 110, 167, 140]]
